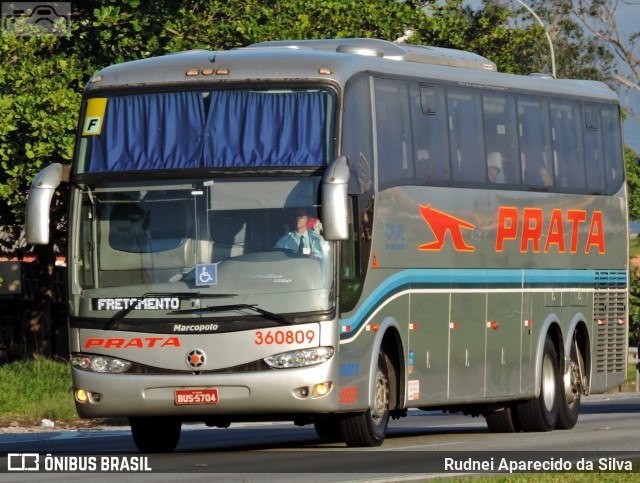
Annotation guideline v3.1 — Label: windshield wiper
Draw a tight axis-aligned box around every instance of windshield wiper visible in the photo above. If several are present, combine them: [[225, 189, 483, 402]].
[[104, 292, 237, 330], [169, 303, 296, 325]]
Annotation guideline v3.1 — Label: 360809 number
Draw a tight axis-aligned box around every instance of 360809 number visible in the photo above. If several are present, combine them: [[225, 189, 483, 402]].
[[254, 329, 316, 345]]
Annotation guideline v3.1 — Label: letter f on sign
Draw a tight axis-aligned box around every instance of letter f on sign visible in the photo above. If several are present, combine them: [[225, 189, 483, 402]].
[[83, 117, 102, 135]]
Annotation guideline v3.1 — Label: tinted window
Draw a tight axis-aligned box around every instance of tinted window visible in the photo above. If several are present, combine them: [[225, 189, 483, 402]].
[[583, 104, 607, 194], [343, 75, 374, 196], [550, 100, 586, 190], [412, 85, 450, 183], [601, 105, 624, 193], [518, 97, 554, 188], [447, 88, 485, 183], [364, 76, 623, 196], [483, 94, 519, 184], [375, 78, 414, 188]]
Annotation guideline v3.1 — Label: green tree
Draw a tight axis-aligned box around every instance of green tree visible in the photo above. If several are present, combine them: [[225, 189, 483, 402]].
[[0, 30, 85, 356], [0, 34, 82, 251], [158, 0, 426, 52], [627, 147, 640, 345], [68, 0, 182, 66]]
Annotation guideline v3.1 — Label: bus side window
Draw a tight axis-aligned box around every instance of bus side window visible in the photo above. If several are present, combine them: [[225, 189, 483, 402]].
[[343, 74, 374, 196], [411, 84, 450, 184], [584, 104, 606, 194], [518, 97, 553, 188], [448, 89, 484, 183], [601, 105, 624, 194], [374, 78, 414, 189], [550, 101, 586, 190], [483, 93, 519, 184]]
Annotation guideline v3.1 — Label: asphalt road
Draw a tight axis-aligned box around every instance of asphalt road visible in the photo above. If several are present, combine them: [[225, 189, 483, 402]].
[[0, 392, 639, 482]]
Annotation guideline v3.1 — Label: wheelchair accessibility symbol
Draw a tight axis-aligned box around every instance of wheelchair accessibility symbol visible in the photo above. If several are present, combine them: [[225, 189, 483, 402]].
[[195, 263, 218, 286]]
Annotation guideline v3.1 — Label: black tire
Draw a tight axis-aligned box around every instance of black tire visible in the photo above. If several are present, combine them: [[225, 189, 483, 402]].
[[314, 416, 343, 441], [340, 352, 391, 447], [556, 340, 584, 430], [485, 406, 520, 433], [515, 336, 559, 432], [130, 417, 181, 453]]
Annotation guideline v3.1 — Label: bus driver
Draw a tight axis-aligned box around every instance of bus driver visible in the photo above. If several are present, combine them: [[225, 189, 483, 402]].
[[275, 207, 326, 258]]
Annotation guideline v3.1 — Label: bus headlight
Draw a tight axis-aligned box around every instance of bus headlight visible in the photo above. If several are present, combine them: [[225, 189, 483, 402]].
[[71, 354, 132, 374], [264, 347, 334, 369]]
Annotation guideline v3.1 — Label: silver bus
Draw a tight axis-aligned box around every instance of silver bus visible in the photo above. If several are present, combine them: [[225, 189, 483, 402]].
[[26, 38, 628, 452]]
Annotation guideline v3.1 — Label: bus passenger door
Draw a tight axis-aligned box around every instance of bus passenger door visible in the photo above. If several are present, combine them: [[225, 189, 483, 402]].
[[449, 293, 486, 400], [407, 293, 449, 404]]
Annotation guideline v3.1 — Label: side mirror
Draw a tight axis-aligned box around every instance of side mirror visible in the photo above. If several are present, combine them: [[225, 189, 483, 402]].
[[25, 163, 70, 245], [321, 155, 350, 241]]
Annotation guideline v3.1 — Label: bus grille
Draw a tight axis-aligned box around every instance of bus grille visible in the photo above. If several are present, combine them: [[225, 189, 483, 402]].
[[593, 271, 627, 374]]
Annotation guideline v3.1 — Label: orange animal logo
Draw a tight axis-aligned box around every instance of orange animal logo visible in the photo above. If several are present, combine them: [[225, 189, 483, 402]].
[[418, 204, 475, 252]]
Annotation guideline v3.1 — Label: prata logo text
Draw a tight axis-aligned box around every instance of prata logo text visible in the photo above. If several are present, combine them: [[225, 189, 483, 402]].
[[417, 205, 605, 254], [84, 337, 180, 349]]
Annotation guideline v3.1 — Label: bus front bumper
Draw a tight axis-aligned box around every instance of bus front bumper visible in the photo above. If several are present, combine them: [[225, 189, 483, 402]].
[[72, 360, 341, 419]]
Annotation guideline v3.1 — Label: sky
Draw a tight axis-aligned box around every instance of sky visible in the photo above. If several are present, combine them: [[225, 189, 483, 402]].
[[461, 0, 640, 154]]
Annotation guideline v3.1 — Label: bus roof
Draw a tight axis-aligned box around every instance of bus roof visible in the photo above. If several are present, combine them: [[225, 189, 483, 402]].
[[247, 38, 498, 71], [85, 38, 618, 103]]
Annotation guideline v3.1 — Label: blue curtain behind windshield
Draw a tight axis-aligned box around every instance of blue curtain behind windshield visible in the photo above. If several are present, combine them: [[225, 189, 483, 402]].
[[87, 92, 205, 172], [203, 91, 327, 167], [85, 90, 327, 172]]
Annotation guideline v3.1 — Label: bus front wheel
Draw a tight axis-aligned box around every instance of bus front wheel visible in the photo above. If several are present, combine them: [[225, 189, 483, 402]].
[[313, 416, 343, 441], [130, 417, 181, 453], [340, 352, 391, 447], [515, 336, 559, 432]]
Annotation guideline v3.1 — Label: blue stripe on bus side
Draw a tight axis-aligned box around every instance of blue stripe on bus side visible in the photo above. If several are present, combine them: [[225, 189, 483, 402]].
[[339, 268, 627, 336]]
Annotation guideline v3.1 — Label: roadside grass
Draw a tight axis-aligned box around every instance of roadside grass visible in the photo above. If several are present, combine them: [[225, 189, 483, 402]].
[[0, 356, 77, 421]]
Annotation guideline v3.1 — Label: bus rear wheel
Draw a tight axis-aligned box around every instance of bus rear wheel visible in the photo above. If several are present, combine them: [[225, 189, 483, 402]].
[[556, 339, 585, 430], [340, 352, 391, 447], [515, 336, 559, 432], [130, 417, 181, 453]]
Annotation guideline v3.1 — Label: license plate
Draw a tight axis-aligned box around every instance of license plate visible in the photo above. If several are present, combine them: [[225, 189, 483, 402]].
[[175, 388, 219, 405]]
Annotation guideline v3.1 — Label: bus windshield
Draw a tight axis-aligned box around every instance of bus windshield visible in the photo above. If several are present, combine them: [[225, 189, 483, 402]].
[[73, 177, 334, 319]]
